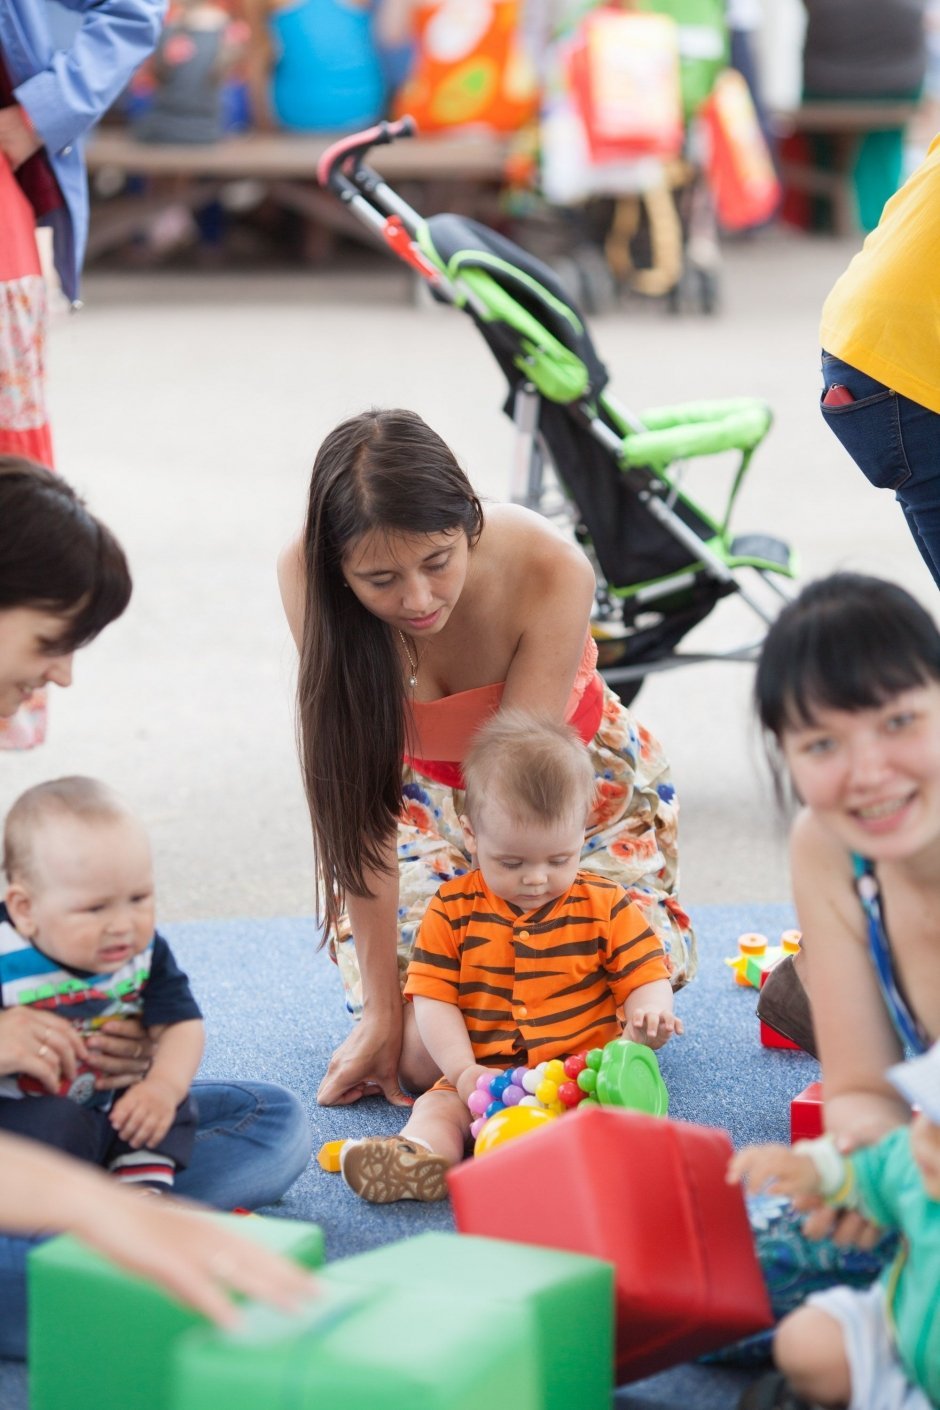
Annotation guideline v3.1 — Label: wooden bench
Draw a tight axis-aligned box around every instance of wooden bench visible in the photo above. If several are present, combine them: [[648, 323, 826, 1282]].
[[84, 128, 510, 262], [771, 100, 920, 236]]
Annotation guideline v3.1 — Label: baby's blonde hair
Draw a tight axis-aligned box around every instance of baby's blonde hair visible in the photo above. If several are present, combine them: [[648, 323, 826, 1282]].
[[463, 709, 596, 828], [3, 776, 131, 885]]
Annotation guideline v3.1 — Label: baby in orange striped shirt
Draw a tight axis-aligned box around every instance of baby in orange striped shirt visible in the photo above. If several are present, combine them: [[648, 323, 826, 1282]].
[[341, 709, 682, 1204]]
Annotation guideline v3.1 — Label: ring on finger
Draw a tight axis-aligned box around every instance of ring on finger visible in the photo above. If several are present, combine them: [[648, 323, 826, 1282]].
[[134, 1042, 143, 1059], [37, 1041, 49, 1059]]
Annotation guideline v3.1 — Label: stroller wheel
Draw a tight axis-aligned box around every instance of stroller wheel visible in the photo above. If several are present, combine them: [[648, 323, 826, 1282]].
[[697, 266, 720, 316], [547, 255, 583, 308], [666, 262, 721, 317], [548, 250, 617, 317], [574, 244, 618, 316]]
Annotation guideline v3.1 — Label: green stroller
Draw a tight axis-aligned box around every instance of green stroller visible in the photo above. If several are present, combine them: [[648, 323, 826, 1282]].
[[317, 119, 796, 700]]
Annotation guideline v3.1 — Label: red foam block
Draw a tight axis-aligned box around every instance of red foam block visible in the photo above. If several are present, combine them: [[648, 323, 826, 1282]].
[[761, 1020, 802, 1050], [790, 1082, 824, 1143], [448, 1107, 772, 1383]]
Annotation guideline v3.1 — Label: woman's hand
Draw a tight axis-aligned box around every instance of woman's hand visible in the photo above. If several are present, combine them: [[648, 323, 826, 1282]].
[[0, 1008, 86, 1092], [0, 107, 42, 170], [87, 1018, 156, 1090], [316, 1011, 412, 1107], [73, 1188, 319, 1328]]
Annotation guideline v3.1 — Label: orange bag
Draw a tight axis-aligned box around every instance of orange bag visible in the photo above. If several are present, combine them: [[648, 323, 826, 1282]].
[[392, 0, 537, 134], [568, 9, 684, 162], [702, 68, 781, 230]]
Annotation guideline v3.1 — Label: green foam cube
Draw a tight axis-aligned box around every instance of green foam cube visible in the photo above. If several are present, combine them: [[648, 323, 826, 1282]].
[[326, 1231, 615, 1410], [29, 1215, 324, 1410], [170, 1274, 542, 1410]]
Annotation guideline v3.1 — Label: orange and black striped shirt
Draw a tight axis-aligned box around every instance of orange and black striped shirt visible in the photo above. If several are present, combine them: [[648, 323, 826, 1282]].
[[404, 869, 669, 1066]]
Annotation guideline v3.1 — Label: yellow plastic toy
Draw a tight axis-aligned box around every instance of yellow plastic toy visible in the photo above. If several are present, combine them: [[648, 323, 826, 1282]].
[[473, 1103, 555, 1158], [317, 1139, 348, 1173], [725, 930, 801, 989]]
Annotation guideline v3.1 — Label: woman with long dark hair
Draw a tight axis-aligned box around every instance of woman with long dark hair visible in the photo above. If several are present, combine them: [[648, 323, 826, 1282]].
[[279, 407, 696, 1106]]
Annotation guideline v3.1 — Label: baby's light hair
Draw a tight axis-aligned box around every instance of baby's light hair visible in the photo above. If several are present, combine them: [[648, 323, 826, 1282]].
[[463, 709, 596, 828], [3, 777, 132, 885]]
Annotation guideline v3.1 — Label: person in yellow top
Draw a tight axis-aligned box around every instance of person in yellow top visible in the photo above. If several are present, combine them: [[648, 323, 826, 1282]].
[[818, 133, 940, 588]]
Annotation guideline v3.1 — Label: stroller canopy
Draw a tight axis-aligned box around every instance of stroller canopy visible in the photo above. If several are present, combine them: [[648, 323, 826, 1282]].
[[420, 214, 609, 403]]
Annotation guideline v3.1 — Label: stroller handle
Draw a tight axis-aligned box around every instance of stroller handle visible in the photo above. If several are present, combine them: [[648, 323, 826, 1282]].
[[316, 116, 417, 193]]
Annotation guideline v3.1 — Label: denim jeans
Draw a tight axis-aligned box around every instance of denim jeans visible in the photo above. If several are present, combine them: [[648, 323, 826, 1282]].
[[0, 1080, 310, 1359], [821, 350, 940, 589]]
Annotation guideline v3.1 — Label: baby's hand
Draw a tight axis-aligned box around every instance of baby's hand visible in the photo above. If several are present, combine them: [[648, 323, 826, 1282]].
[[726, 1143, 820, 1200], [110, 1078, 179, 1150], [457, 1064, 498, 1107], [625, 1007, 683, 1050]]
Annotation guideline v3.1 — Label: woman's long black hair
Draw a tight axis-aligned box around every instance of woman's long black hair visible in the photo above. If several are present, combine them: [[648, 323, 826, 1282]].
[[298, 409, 483, 936]]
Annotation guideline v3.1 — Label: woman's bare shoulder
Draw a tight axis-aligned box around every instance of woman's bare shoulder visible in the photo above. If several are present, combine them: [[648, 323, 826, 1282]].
[[482, 503, 595, 584], [790, 808, 862, 938], [790, 807, 847, 867], [277, 534, 305, 645]]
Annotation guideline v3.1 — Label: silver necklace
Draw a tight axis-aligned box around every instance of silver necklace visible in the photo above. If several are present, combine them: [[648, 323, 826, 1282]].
[[398, 630, 419, 689]]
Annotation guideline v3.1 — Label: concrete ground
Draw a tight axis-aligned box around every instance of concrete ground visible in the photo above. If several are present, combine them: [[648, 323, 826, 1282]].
[[3, 226, 932, 923]]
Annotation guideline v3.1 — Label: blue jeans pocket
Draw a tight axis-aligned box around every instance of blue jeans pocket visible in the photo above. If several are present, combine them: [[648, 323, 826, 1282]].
[[819, 352, 911, 492]]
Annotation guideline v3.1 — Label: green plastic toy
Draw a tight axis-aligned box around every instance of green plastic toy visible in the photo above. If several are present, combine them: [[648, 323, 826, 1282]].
[[578, 1038, 669, 1116]]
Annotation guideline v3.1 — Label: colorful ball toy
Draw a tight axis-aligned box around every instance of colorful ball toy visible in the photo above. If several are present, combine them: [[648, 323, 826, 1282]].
[[468, 1037, 669, 1147]]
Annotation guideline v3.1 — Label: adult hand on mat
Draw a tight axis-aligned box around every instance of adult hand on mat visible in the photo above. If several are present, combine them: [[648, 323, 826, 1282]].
[[316, 1015, 412, 1107], [87, 1017, 156, 1090], [0, 1008, 86, 1091]]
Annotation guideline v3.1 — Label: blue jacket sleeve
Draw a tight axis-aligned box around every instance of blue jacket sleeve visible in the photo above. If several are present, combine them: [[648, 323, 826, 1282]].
[[14, 0, 166, 155], [141, 934, 202, 1028]]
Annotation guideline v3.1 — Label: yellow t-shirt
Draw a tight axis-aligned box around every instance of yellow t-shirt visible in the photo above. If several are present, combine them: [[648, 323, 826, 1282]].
[[819, 133, 940, 414]]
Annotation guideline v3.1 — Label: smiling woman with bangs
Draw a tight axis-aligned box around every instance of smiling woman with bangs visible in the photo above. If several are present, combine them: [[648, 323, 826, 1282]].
[[746, 571, 940, 1334]]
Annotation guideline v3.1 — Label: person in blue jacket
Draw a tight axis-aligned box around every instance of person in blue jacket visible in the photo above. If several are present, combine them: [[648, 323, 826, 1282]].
[[0, 0, 167, 749], [0, 0, 167, 307]]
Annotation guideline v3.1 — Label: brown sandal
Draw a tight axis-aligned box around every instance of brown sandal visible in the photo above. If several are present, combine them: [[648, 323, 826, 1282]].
[[340, 1136, 449, 1204], [756, 953, 818, 1058]]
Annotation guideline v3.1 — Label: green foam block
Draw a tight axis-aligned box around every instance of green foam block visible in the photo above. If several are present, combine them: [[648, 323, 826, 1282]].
[[170, 1273, 542, 1410], [28, 1215, 324, 1410], [326, 1231, 615, 1410]]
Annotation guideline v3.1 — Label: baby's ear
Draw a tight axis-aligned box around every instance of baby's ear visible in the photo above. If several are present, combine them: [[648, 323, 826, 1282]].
[[5, 884, 37, 937], [458, 813, 477, 855]]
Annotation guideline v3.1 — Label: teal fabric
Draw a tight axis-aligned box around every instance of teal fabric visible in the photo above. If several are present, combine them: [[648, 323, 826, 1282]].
[[850, 1127, 940, 1404], [269, 0, 383, 132]]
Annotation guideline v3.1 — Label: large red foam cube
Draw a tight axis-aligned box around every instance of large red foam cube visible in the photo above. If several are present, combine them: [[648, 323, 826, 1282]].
[[448, 1107, 772, 1382], [790, 1081, 824, 1143]]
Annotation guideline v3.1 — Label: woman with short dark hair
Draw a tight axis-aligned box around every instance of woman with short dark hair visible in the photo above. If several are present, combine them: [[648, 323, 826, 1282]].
[[0, 458, 312, 1359]]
